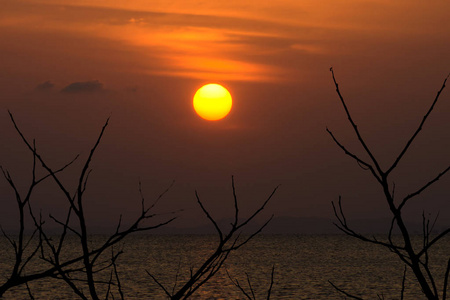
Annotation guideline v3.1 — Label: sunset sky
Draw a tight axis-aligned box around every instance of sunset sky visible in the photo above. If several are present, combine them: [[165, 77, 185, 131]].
[[1, 0, 449, 230]]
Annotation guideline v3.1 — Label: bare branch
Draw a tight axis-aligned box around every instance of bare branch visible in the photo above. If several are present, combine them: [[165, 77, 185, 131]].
[[329, 68, 384, 176], [329, 70, 449, 299], [232, 176, 239, 227], [140, 179, 175, 213], [246, 272, 256, 300], [387, 73, 449, 175], [172, 259, 182, 296], [236, 185, 278, 230], [417, 228, 450, 258], [146, 270, 172, 298], [8, 111, 78, 212], [195, 191, 223, 241], [105, 271, 113, 300], [227, 215, 274, 252], [328, 280, 364, 300], [443, 258, 450, 300], [227, 265, 275, 300], [326, 128, 382, 183], [49, 214, 81, 237], [1, 113, 177, 298], [400, 266, 406, 300], [34, 155, 79, 185], [399, 165, 450, 210], [267, 265, 275, 300], [332, 197, 412, 268], [151, 177, 277, 299], [112, 250, 124, 300], [25, 282, 35, 300], [77, 118, 109, 196], [0, 225, 16, 251], [226, 269, 254, 300]]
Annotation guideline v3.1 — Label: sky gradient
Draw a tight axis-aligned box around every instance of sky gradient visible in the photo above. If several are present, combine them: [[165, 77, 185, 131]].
[[1, 0, 449, 230]]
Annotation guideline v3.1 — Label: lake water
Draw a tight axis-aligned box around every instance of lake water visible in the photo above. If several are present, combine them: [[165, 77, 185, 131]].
[[1, 234, 448, 299]]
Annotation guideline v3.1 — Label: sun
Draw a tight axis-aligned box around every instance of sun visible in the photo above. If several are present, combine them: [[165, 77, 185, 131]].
[[193, 84, 232, 121]]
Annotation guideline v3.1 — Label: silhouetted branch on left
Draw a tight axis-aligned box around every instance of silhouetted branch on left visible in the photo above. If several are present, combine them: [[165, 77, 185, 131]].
[[0, 112, 176, 299], [147, 176, 278, 299]]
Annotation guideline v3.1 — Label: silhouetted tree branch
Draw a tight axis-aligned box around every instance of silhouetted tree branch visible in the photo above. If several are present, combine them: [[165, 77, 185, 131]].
[[328, 68, 450, 299], [147, 176, 278, 299], [0, 112, 176, 298], [226, 265, 275, 300], [328, 280, 363, 300]]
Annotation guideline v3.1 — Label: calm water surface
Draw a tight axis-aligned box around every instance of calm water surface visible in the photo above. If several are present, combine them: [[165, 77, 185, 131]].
[[1, 235, 448, 299]]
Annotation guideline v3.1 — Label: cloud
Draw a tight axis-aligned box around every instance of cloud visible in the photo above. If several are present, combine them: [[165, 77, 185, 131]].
[[35, 80, 55, 91], [61, 80, 104, 94]]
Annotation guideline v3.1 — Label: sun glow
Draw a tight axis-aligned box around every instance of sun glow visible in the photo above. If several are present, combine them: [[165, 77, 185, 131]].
[[193, 84, 232, 121]]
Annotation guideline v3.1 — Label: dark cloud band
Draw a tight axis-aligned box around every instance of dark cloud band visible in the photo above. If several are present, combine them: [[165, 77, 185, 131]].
[[61, 80, 104, 94]]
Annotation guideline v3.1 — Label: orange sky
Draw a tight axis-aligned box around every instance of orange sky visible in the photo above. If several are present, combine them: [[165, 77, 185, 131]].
[[3, 0, 449, 84], [0, 0, 449, 230]]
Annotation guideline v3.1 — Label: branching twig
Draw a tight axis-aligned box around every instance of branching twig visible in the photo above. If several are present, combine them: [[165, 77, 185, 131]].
[[328, 280, 364, 300], [386, 73, 449, 175], [0, 113, 176, 298], [328, 69, 449, 299], [148, 177, 277, 299]]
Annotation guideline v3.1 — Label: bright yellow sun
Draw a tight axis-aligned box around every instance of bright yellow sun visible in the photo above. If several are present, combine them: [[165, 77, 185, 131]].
[[193, 84, 232, 121]]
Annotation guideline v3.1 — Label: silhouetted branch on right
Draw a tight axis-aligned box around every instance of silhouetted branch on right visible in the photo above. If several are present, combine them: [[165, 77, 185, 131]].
[[328, 68, 450, 299], [147, 176, 278, 299]]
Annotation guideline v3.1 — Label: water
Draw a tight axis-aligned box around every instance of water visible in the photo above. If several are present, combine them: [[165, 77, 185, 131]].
[[0, 234, 448, 299]]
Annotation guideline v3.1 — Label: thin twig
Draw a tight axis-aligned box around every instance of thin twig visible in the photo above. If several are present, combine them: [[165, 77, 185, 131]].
[[329, 280, 364, 300], [443, 258, 450, 300], [386, 73, 449, 175], [267, 265, 275, 300], [329, 68, 384, 177], [401, 266, 406, 300]]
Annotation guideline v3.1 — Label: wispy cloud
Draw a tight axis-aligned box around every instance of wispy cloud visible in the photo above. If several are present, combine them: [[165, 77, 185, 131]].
[[61, 80, 104, 94], [0, 1, 311, 82], [3, 0, 449, 84], [35, 80, 55, 91]]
